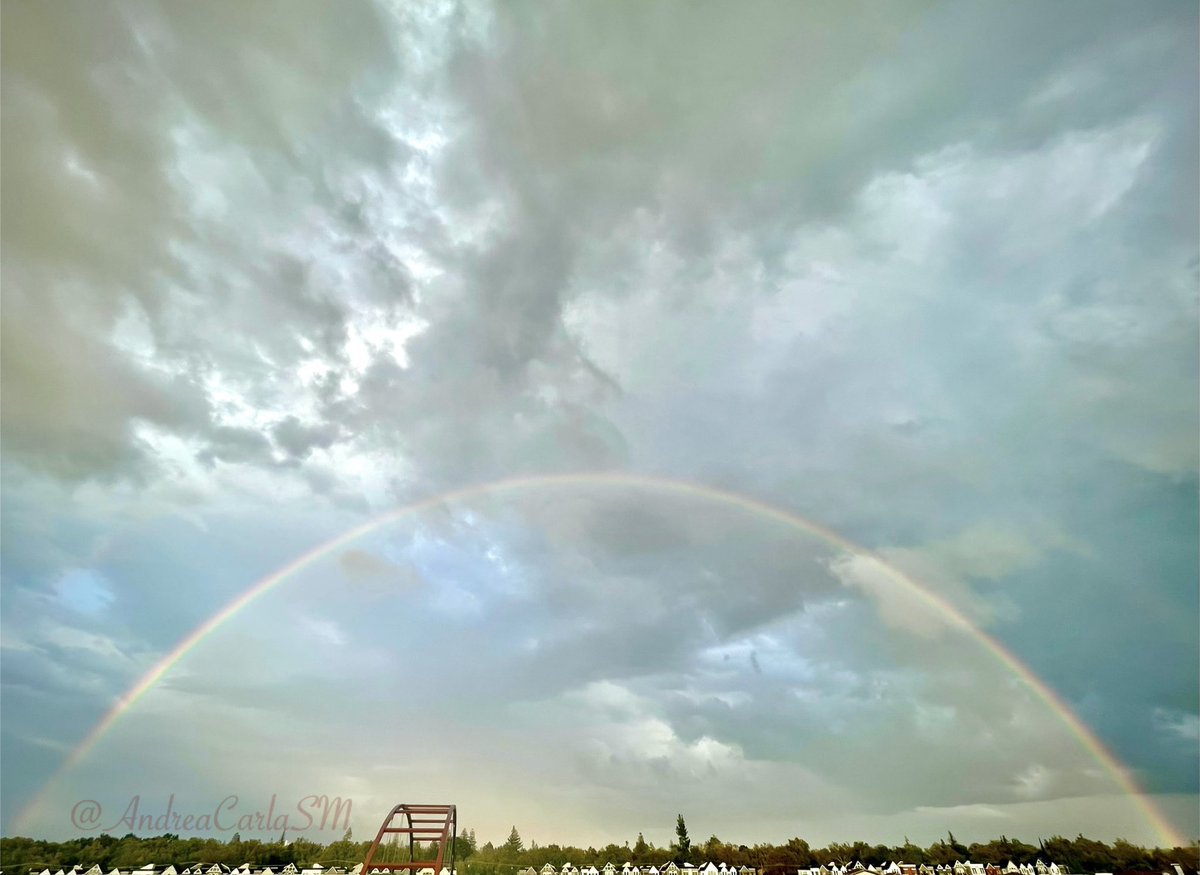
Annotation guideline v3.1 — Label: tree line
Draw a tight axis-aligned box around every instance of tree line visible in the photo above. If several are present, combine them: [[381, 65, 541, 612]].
[[1, 820, 1196, 875]]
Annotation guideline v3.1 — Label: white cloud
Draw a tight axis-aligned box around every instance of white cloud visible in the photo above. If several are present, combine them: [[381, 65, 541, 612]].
[[298, 617, 346, 648], [1153, 708, 1200, 744], [829, 553, 959, 638], [568, 682, 744, 782]]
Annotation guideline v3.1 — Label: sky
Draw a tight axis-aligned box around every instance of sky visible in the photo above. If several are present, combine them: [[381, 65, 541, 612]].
[[1, 0, 1197, 852]]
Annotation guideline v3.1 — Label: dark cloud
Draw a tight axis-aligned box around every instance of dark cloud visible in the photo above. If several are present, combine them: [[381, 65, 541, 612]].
[[1, 0, 403, 481], [273, 417, 341, 461]]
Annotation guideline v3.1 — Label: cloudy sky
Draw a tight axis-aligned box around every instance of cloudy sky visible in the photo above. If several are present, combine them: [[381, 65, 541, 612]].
[[2, 0, 1197, 850]]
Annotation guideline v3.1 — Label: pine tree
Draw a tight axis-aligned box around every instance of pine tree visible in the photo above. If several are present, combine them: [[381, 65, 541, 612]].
[[675, 816, 691, 865], [503, 827, 524, 857]]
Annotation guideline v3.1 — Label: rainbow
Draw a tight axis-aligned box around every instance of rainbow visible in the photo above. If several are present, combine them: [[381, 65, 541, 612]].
[[13, 472, 1185, 846]]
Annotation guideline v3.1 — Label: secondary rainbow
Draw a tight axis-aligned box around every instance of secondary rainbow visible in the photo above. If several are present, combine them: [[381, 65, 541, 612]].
[[14, 472, 1185, 846]]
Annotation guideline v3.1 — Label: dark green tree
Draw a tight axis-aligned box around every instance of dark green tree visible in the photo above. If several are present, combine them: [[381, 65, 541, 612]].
[[502, 827, 524, 858], [455, 830, 477, 861], [675, 816, 692, 865], [633, 834, 650, 865]]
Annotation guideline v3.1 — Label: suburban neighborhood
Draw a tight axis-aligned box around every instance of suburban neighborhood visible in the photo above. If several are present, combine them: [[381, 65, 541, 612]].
[[21, 856, 1166, 875]]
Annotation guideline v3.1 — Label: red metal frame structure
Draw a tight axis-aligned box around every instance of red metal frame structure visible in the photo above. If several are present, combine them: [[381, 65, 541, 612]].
[[363, 804, 457, 875]]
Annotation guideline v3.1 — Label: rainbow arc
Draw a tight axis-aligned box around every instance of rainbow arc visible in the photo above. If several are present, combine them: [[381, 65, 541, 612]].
[[14, 472, 1184, 847]]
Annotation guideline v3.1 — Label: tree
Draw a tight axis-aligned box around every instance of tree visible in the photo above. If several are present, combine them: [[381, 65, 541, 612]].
[[675, 817, 692, 865], [633, 834, 650, 865], [455, 830, 477, 861], [703, 837, 733, 867], [503, 827, 524, 858]]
